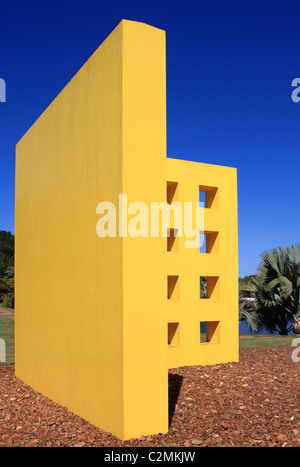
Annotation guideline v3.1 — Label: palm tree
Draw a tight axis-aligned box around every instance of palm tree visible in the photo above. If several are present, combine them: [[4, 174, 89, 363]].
[[239, 277, 261, 332], [200, 276, 206, 298], [239, 244, 300, 335], [239, 298, 261, 333]]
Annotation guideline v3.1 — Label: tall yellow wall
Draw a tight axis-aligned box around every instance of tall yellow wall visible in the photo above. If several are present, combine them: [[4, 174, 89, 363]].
[[15, 20, 168, 440], [121, 20, 168, 439]]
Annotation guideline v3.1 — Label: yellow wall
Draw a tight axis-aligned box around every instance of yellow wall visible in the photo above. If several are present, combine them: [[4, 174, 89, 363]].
[[15, 19, 238, 441], [166, 158, 239, 369], [121, 20, 168, 439], [15, 20, 168, 440]]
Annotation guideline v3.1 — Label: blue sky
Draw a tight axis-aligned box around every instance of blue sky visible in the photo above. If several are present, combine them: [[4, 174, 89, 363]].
[[0, 0, 299, 277]]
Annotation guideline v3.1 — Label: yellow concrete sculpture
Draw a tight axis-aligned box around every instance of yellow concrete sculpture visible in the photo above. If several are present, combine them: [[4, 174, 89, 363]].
[[15, 19, 238, 440]]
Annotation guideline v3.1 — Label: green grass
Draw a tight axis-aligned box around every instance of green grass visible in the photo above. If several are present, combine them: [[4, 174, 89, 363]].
[[239, 333, 295, 349], [0, 317, 15, 364]]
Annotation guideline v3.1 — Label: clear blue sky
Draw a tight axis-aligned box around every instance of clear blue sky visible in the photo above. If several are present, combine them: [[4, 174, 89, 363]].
[[0, 0, 299, 277]]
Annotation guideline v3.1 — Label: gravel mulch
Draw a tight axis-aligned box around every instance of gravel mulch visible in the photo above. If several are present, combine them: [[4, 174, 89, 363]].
[[0, 346, 299, 447]]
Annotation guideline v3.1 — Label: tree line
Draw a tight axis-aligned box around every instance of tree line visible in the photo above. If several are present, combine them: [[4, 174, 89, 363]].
[[0, 230, 14, 309]]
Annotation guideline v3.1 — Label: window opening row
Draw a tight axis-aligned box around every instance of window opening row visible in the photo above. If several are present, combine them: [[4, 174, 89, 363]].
[[167, 230, 219, 254], [168, 321, 220, 346], [167, 275, 220, 300], [167, 181, 219, 209]]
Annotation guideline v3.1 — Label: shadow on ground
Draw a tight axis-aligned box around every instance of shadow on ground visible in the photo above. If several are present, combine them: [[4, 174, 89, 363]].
[[168, 373, 183, 427]]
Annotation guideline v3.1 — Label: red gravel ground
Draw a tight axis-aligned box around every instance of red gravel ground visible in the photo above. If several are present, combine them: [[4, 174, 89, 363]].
[[0, 346, 299, 447]]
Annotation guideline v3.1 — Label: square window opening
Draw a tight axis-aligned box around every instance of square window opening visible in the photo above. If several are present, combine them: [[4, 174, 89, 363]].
[[168, 322, 180, 346], [167, 228, 179, 252], [167, 181, 178, 204], [200, 276, 220, 299], [199, 185, 218, 209], [168, 275, 179, 300], [200, 321, 220, 344], [200, 231, 219, 254]]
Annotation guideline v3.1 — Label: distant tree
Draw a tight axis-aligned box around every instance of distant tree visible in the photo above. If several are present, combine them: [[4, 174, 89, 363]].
[[0, 231, 14, 308], [0, 231, 14, 277], [0, 274, 14, 308]]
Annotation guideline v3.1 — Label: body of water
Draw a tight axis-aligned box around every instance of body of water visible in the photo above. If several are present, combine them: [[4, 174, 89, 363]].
[[239, 320, 294, 336]]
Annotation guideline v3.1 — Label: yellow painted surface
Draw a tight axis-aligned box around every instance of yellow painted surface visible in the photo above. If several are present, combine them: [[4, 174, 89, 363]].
[[166, 158, 239, 369], [15, 20, 125, 437], [15, 19, 238, 440], [121, 20, 168, 439]]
